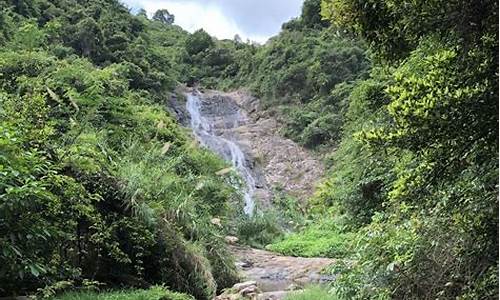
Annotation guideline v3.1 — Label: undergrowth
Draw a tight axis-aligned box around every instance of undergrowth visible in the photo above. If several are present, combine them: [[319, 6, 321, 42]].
[[267, 217, 352, 258], [51, 286, 193, 300], [284, 286, 337, 300], [232, 192, 307, 249]]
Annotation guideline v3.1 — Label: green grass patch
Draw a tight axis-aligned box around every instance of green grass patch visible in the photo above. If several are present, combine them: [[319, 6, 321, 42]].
[[51, 286, 193, 300], [266, 220, 352, 258], [284, 286, 337, 300]]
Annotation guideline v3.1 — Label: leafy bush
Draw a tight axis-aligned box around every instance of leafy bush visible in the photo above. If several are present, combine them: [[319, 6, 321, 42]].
[[233, 192, 307, 249]]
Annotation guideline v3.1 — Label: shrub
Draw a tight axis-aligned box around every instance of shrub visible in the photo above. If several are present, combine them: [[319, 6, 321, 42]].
[[235, 210, 284, 249]]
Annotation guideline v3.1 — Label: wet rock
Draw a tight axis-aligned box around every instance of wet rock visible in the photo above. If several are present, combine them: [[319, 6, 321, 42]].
[[257, 291, 288, 300], [167, 91, 189, 126], [214, 294, 240, 300], [215, 281, 262, 300], [237, 260, 254, 269], [220, 90, 325, 204], [293, 277, 310, 286]]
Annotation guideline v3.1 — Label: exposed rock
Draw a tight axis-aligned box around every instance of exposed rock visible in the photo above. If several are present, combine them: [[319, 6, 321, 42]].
[[211, 218, 222, 227], [225, 236, 239, 245], [233, 280, 258, 292], [160, 142, 171, 155], [199, 89, 324, 206], [238, 260, 254, 268], [167, 89, 190, 126], [257, 291, 288, 300], [214, 294, 240, 300], [215, 281, 261, 300], [239, 285, 260, 296], [285, 283, 302, 291], [216, 167, 233, 176]]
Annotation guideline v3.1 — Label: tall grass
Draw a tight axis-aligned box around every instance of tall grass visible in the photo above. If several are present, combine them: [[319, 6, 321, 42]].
[[51, 286, 193, 300], [285, 286, 338, 300], [235, 209, 285, 248], [266, 218, 352, 258]]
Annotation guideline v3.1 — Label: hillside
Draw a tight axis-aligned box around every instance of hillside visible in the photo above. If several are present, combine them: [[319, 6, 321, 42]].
[[0, 1, 239, 299]]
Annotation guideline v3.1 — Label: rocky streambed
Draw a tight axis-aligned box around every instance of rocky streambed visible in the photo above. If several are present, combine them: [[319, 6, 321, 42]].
[[215, 246, 335, 299]]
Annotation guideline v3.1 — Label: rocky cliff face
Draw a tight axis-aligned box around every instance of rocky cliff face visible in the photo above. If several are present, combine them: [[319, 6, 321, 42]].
[[174, 88, 324, 208]]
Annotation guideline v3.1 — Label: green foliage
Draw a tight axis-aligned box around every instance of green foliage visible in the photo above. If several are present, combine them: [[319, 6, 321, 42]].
[[311, 78, 393, 224], [2, 1, 498, 300], [241, 29, 368, 106], [12, 21, 46, 50], [300, 0, 330, 29], [313, 0, 499, 299], [284, 286, 337, 300], [51, 286, 193, 300], [280, 82, 355, 147], [0, 1, 238, 298], [235, 210, 285, 249], [233, 192, 307, 249], [73, 17, 103, 58], [321, 0, 498, 60], [152, 9, 175, 25], [267, 218, 352, 258], [185, 29, 214, 56]]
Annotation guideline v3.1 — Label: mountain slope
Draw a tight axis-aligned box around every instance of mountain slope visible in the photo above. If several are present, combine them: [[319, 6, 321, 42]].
[[0, 1, 240, 298]]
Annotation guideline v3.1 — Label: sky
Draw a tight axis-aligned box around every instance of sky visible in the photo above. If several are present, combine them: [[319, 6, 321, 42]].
[[121, 0, 304, 43]]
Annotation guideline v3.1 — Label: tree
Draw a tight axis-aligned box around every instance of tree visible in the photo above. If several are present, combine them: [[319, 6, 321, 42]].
[[233, 34, 242, 43], [153, 9, 174, 25], [137, 8, 147, 18], [73, 17, 103, 58], [301, 0, 328, 28], [321, 0, 499, 59], [185, 29, 214, 55], [13, 22, 46, 50], [318, 0, 499, 298]]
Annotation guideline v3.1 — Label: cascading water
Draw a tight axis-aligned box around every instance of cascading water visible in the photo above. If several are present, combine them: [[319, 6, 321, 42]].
[[186, 91, 256, 215]]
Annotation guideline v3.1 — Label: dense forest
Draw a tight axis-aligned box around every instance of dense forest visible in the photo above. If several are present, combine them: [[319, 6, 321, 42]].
[[0, 0, 498, 299]]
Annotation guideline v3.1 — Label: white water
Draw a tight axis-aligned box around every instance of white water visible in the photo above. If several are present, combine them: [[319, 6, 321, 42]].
[[186, 91, 256, 215]]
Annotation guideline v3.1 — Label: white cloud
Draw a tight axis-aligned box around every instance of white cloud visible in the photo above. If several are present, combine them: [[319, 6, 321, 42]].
[[121, 0, 302, 43]]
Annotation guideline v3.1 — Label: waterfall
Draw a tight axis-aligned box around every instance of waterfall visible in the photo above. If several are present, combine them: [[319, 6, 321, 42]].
[[186, 91, 256, 215]]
